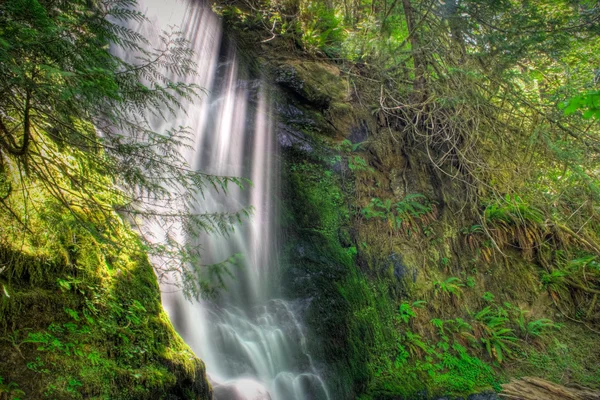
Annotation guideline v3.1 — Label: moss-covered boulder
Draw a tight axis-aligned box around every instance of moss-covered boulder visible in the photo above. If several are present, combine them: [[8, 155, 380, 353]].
[[0, 238, 212, 400], [274, 60, 346, 108]]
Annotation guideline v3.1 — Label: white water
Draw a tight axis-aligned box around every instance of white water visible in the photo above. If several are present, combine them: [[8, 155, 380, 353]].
[[125, 1, 329, 399]]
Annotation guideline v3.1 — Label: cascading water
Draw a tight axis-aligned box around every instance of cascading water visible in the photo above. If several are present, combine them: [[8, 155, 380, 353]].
[[127, 1, 330, 399]]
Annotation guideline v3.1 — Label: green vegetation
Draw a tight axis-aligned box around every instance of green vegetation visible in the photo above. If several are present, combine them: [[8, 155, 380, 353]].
[[0, 0, 218, 398], [0, 0, 246, 298], [0, 222, 211, 398], [219, 0, 600, 398]]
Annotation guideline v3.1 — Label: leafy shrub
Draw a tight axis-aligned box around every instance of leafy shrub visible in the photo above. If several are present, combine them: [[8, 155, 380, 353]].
[[299, 2, 345, 56]]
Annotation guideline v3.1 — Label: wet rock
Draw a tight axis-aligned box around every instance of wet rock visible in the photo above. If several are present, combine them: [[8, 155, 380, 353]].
[[390, 253, 416, 283], [275, 102, 317, 153], [276, 103, 317, 127], [274, 64, 330, 108], [274, 61, 347, 109], [274, 64, 305, 97], [277, 121, 314, 153], [348, 120, 369, 144]]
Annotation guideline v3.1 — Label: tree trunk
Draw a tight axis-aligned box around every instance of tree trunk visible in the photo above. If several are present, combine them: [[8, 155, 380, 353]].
[[401, 0, 426, 99]]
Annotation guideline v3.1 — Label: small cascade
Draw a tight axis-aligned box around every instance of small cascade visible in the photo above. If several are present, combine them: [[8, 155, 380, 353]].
[[124, 1, 329, 399]]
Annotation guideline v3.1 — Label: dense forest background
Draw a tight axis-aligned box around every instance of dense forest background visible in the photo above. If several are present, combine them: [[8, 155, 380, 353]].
[[1, 0, 600, 399]]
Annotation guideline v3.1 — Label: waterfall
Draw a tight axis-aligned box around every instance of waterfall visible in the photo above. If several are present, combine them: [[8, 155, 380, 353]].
[[124, 1, 330, 399]]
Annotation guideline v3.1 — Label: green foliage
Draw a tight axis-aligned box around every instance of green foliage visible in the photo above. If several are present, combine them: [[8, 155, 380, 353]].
[[402, 331, 429, 357], [364, 308, 502, 398], [473, 306, 519, 363], [395, 194, 431, 217], [484, 195, 544, 226], [461, 225, 484, 235], [396, 300, 426, 324], [361, 194, 434, 234], [340, 139, 367, 153], [540, 253, 600, 314], [337, 139, 374, 173], [541, 269, 567, 284], [466, 299, 561, 367], [520, 318, 562, 341], [0, 377, 25, 400], [433, 277, 465, 299], [288, 161, 348, 241], [362, 198, 393, 221], [433, 344, 500, 394], [349, 156, 374, 173], [562, 91, 600, 120], [482, 292, 495, 303], [0, 0, 247, 298], [465, 276, 476, 288], [298, 2, 345, 56]]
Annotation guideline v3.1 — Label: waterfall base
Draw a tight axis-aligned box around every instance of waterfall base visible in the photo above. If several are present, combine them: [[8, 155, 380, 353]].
[[212, 378, 272, 400]]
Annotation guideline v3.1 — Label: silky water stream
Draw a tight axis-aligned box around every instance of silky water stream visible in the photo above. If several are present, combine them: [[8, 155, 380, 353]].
[[125, 1, 330, 399]]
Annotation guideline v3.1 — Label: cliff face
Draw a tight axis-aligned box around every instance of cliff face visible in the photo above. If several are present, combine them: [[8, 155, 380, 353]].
[[221, 10, 600, 399], [0, 236, 212, 400]]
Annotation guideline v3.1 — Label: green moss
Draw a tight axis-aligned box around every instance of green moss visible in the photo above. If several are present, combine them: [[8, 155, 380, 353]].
[[275, 61, 347, 108], [507, 323, 600, 388], [214, 14, 600, 397], [282, 157, 359, 396], [0, 232, 211, 399]]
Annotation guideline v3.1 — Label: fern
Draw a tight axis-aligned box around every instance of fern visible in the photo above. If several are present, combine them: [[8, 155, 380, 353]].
[[403, 331, 430, 356], [484, 195, 544, 226], [434, 277, 465, 299], [396, 300, 426, 324], [473, 306, 519, 363], [525, 318, 561, 340]]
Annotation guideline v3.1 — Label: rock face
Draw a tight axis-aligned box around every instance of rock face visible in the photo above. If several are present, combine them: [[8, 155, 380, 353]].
[[274, 61, 346, 109], [501, 377, 600, 400]]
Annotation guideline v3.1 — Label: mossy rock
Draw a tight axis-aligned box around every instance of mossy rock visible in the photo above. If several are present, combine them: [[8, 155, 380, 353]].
[[274, 60, 347, 108], [273, 59, 374, 138], [0, 242, 212, 400]]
